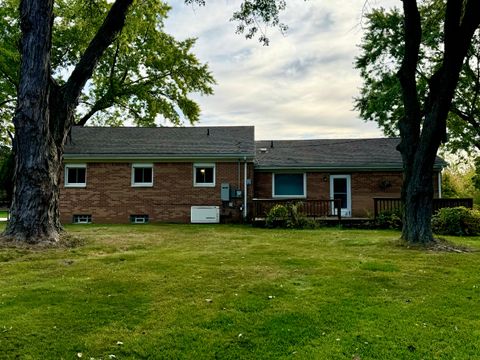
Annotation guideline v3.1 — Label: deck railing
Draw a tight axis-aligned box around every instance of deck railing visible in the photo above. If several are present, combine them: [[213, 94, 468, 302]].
[[252, 199, 342, 221], [373, 197, 473, 219]]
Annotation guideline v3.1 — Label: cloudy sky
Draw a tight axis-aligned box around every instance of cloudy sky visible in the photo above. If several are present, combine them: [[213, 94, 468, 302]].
[[164, 0, 396, 140]]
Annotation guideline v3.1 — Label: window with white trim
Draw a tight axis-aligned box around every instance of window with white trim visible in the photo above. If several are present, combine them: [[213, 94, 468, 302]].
[[131, 164, 153, 187], [65, 164, 87, 187], [272, 173, 306, 198], [130, 214, 149, 224], [193, 163, 215, 187], [73, 214, 91, 224]]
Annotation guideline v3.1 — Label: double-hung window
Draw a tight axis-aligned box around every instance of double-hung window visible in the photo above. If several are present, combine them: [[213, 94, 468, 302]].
[[65, 164, 87, 188], [193, 163, 215, 187], [132, 164, 153, 187], [272, 173, 306, 198]]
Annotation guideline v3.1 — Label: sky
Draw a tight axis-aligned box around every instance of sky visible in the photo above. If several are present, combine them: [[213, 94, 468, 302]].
[[164, 0, 396, 140]]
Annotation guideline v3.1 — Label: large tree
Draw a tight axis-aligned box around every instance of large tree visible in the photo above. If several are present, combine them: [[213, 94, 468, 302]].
[[395, 0, 479, 244], [3, 0, 217, 243], [0, 0, 215, 141], [3, 0, 286, 243]]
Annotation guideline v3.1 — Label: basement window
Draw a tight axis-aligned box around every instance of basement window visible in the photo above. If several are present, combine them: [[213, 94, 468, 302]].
[[65, 164, 86, 187], [73, 214, 92, 224], [131, 164, 153, 187], [130, 215, 149, 224]]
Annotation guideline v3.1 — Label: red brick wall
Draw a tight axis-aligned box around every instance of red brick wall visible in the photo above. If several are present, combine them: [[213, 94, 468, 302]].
[[254, 171, 441, 218], [60, 161, 254, 224]]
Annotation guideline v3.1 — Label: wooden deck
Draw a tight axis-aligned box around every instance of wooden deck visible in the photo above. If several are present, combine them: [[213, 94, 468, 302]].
[[251, 199, 343, 222], [373, 197, 473, 218]]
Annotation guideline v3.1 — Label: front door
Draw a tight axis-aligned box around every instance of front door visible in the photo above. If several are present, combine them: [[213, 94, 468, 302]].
[[330, 175, 352, 217]]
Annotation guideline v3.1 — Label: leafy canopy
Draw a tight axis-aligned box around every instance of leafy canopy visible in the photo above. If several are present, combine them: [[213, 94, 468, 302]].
[[0, 0, 215, 141], [355, 0, 480, 153]]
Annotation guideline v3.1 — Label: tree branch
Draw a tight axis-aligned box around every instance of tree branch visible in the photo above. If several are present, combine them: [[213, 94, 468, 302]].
[[109, 41, 121, 89], [397, 0, 422, 160], [61, 0, 134, 119], [0, 98, 15, 108]]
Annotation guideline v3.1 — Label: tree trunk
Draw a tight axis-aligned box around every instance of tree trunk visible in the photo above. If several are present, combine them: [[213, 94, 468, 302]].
[[397, 0, 480, 245], [401, 157, 435, 244], [3, 0, 61, 243], [3, 0, 133, 243]]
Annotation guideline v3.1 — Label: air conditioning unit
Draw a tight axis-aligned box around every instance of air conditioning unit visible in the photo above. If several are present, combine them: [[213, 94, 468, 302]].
[[191, 206, 220, 224]]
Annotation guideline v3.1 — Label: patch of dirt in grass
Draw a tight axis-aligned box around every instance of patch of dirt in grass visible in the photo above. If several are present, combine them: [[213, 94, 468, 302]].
[[397, 238, 473, 253], [0, 232, 86, 249]]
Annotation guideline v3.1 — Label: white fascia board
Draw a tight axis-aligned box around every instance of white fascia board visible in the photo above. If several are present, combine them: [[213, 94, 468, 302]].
[[64, 153, 256, 162]]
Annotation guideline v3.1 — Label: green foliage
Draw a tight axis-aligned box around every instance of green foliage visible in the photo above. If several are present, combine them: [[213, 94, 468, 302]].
[[432, 206, 480, 236], [0, 146, 13, 202], [375, 210, 402, 230], [230, 0, 288, 45], [472, 156, 480, 190], [265, 204, 289, 227], [442, 161, 480, 204], [265, 202, 316, 229], [355, 1, 480, 153], [0, 0, 215, 139]]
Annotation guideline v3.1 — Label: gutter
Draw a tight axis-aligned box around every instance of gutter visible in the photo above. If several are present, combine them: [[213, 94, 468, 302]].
[[255, 164, 445, 171], [64, 153, 256, 162]]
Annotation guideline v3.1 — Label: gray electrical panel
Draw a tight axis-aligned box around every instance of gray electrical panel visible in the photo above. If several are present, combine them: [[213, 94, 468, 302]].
[[221, 183, 230, 201], [231, 188, 243, 198]]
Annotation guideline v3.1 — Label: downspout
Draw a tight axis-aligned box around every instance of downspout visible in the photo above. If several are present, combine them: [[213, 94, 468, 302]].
[[438, 171, 442, 199], [244, 156, 248, 220]]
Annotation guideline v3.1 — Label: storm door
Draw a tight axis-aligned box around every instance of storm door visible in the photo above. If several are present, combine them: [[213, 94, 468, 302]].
[[330, 175, 352, 217]]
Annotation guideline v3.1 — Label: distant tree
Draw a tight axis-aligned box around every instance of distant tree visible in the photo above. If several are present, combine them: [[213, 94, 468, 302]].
[[356, 0, 480, 244]]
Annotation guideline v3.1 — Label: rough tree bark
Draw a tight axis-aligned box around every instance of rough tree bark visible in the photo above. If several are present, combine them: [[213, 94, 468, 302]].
[[398, 0, 480, 244], [4, 0, 134, 243]]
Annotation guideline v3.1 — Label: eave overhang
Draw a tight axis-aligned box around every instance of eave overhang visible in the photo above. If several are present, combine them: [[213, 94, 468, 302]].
[[64, 153, 256, 162], [254, 163, 445, 172]]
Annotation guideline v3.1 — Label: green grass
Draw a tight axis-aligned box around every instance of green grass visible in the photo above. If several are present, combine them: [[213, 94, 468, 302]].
[[0, 210, 8, 218], [1, 224, 480, 359]]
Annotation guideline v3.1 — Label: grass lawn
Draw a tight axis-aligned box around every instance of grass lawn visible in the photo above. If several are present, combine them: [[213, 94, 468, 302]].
[[1, 224, 480, 359]]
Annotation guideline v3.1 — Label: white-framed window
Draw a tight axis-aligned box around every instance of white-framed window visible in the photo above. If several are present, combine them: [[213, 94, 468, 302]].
[[73, 214, 92, 224], [130, 214, 149, 224], [193, 163, 215, 187], [65, 164, 87, 188], [272, 173, 307, 198], [131, 163, 153, 187]]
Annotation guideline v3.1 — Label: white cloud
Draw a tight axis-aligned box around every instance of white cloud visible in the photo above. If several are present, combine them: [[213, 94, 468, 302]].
[[164, 0, 397, 140]]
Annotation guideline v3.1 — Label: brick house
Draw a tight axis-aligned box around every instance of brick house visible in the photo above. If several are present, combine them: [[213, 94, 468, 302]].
[[60, 126, 445, 224], [254, 138, 444, 218], [61, 126, 255, 224]]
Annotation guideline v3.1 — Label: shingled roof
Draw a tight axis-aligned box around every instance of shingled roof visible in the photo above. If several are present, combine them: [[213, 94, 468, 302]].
[[64, 126, 255, 159], [255, 138, 446, 170]]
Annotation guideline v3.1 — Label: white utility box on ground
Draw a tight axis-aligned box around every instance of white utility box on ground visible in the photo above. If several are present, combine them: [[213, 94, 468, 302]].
[[190, 206, 220, 224]]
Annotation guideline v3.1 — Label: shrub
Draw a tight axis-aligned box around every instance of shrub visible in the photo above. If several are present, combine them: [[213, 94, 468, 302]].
[[431, 206, 480, 236], [265, 202, 316, 229], [375, 210, 402, 230], [265, 204, 289, 227]]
